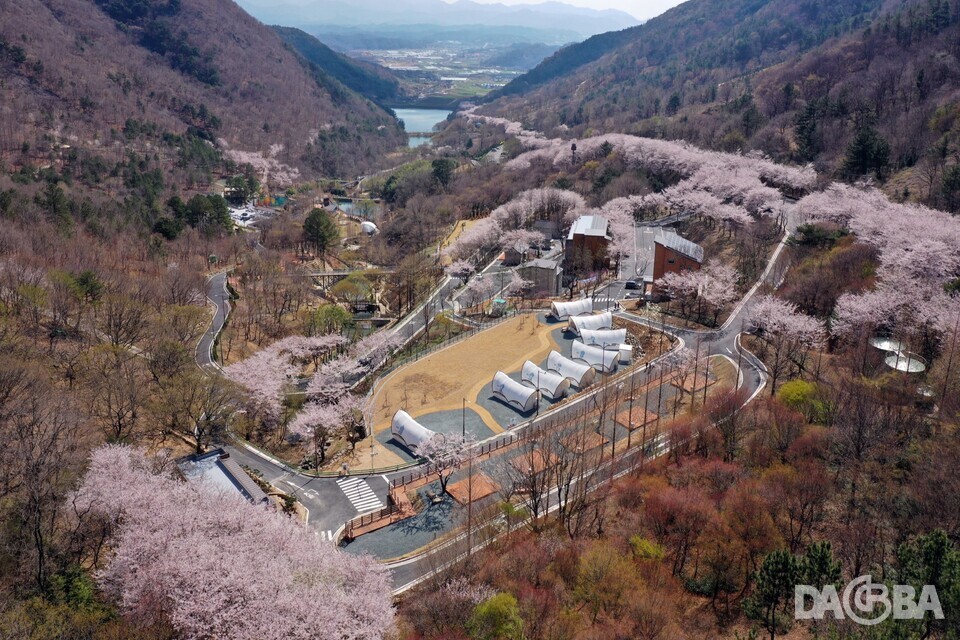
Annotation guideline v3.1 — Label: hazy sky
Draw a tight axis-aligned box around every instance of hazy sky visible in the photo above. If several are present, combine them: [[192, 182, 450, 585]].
[[448, 0, 686, 20]]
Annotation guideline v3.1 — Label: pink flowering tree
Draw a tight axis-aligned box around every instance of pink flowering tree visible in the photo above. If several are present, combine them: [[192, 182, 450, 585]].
[[501, 228, 544, 263], [445, 218, 501, 261], [461, 275, 497, 312], [445, 258, 476, 283], [74, 445, 394, 640], [288, 395, 362, 469], [225, 335, 346, 418], [749, 295, 825, 395], [418, 433, 474, 497]]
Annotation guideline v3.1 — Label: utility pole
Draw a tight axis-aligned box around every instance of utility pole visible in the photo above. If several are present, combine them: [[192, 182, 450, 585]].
[[466, 450, 473, 556], [702, 345, 711, 405]]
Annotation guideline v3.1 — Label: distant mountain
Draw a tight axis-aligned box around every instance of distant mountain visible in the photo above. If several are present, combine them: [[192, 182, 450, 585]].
[[310, 24, 579, 50], [273, 26, 406, 104], [236, 0, 639, 39], [0, 0, 405, 193]]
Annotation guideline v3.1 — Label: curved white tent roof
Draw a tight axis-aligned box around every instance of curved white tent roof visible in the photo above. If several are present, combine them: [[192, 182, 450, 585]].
[[521, 360, 571, 400], [360, 221, 379, 235], [579, 327, 627, 349], [391, 410, 437, 453], [546, 350, 596, 388], [550, 298, 593, 320], [491, 371, 540, 413], [567, 311, 614, 335], [571, 340, 618, 373]]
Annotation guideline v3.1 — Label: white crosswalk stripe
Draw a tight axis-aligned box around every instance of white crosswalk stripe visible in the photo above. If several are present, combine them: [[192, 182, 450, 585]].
[[336, 477, 384, 512], [314, 530, 337, 542]]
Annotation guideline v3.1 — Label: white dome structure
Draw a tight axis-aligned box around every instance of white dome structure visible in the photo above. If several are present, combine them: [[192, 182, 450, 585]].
[[491, 371, 540, 413], [579, 327, 627, 350], [391, 410, 437, 453], [550, 298, 593, 320], [546, 350, 596, 388], [571, 340, 618, 373], [520, 361, 571, 400], [567, 311, 614, 335], [360, 221, 379, 235]]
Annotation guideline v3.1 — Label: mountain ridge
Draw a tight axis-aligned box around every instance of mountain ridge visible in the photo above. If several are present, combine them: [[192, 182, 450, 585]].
[[235, 0, 639, 38], [0, 0, 405, 196]]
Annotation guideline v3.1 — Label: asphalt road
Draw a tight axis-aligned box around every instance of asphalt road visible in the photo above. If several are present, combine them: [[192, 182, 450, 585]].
[[196, 271, 230, 373]]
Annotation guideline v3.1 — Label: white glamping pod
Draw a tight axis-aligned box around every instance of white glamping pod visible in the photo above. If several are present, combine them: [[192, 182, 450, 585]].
[[491, 371, 540, 413], [550, 298, 593, 320], [571, 340, 618, 373], [567, 311, 614, 335], [546, 350, 597, 388], [391, 410, 437, 453], [521, 360, 572, 400]]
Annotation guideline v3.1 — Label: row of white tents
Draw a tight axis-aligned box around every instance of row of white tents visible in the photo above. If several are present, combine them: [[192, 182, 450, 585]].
[[390, 304, 634, 453]]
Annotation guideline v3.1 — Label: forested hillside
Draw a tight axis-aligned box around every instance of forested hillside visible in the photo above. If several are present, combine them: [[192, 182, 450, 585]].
[[489, 0, 883, 100], [0, 0, 404, 204], [483, 0, 960, 208], [274, 26, 407, 105]]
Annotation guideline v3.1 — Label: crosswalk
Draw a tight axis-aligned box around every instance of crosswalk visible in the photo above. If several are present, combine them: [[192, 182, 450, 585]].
[[336, 477, 384, 513], [315, 529, 337, 542]]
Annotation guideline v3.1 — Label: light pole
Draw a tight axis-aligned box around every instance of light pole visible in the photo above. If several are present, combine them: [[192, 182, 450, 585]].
[[461, 397, 466, 441], [536, 370, 541, 417]]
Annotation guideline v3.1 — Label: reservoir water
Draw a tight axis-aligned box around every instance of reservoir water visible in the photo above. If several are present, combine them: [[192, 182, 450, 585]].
[[394, 108, 452, 147]]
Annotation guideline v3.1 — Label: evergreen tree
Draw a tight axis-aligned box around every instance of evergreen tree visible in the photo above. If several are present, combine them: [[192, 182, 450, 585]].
[[303, 208, 339, 258], [842, 124, 890, 179], [745, 549, 802, 640]]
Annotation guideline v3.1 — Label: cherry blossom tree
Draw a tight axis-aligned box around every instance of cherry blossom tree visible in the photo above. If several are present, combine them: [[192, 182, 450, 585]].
[[501, 228, 544, 262], [659, 260, 738, 326], [797, 182, 960, 350], [444, 259, 475, 283], [749, 295, 825, 395], [461, 275, 496, 312], [225, 335, 347, 417], [418, 433, 474, 497], [74, 445, 394, 640], [288, 396, 362, 468], [306, 331, 402, 398], [505, 271, 533, 297], [445, 217, 501, 260]]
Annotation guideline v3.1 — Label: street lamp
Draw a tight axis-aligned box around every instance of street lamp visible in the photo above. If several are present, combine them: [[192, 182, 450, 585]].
[[461, 397, 466, 441]]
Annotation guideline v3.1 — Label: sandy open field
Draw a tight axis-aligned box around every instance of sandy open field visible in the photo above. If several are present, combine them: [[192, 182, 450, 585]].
[[370, 313, 563, 434]]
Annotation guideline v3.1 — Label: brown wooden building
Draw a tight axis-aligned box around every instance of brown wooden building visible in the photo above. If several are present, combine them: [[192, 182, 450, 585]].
[[648, 229, 703, 298], [565, 215, 611, 274]]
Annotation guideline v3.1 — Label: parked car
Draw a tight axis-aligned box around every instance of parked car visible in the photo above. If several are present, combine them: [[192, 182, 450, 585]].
[[625, 280, 641, 290]]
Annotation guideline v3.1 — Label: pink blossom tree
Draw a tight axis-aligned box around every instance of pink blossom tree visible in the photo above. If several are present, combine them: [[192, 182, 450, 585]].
[[74, 445, 394, 640], [445, 218, 501, 261], [418, 433, 474, 497], [749, 295, 825, 395], [461, 275, 497, 312], [501, 228, 544, 262], [288, 395, 362, 468], [445, 258, 475, 283], [225, 335, 345, 418]]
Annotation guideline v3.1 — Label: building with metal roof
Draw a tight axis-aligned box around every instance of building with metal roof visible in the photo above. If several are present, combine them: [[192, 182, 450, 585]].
[[177, 449, 269, 505]]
